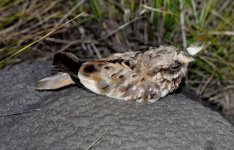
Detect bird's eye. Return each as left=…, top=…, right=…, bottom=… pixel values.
left=170, top=61, right=181, bottom=71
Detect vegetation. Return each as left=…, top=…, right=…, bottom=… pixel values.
left=0, top=0, right=233, bottom=122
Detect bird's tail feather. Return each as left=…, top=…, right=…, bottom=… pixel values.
left=36, top=52, right=85, bottom=90
left=35, top=72, right=75, bottom=90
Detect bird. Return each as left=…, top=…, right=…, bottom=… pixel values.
left=36, top=46, right=194, bottom=103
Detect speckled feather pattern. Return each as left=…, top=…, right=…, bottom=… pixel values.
left=78, top=46, right=192, bottom=102
left=36, top=46, right=193, bottom=103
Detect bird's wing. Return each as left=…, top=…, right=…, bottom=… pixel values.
left=78, top=51, right=143, bottom=99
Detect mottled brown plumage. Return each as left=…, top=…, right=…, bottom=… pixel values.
left=36, top=46, right=194, bottom=102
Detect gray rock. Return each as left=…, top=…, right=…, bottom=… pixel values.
left=0, top=61, right=234, bottom=150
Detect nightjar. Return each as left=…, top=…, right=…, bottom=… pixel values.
left=36, top=46, right=194, bottom=103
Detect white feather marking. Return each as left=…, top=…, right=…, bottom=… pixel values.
left=132, top=86, right=136, bottom=90
left=136, top=98, right=143, bottom=103
left=160, top=90, right=169, bottom=97
left=187, top=46, right=203, bottom=56
left=107, top=94, right=123, bottom=100
left=187, top=42, right=210, bottom=56
left=148, top=99, right=157, bottom=103
left=78, top=73, right=101, bottom=94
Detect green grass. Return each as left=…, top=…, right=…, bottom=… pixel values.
left=0, top=0, right=233, bottom=119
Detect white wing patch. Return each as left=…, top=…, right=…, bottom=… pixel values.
left=187, top=46, right=203, bottom=56
left=187, top=42, right=210, bottom=56
left=78, top=73, right=101, bottom=94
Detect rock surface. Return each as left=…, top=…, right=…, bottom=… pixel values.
left=0, top=61, right=234, bottom=150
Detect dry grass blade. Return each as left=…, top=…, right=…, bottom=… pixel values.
left=143, top=4, right=178, bottom=16
left=91, top=43, right=102, bottom=59
left=208, top=31, right=234, bottom=36
left=179, top=0, right=187, bottom=49
left=0, top=12, right=86, bottom=64
left=86, top=129, right=108, bottom=150
left=211, top=10, right=233, bottom=27
left=191, top=0, right=198, bottom=24
left=58, top=0, right=85, bottom=24
left=199, top=73, right=214, bottom=95
left=99, top=17, right=142, bottom=41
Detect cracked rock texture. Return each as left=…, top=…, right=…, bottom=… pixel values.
left=0, top=61, right=234, bottom=150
